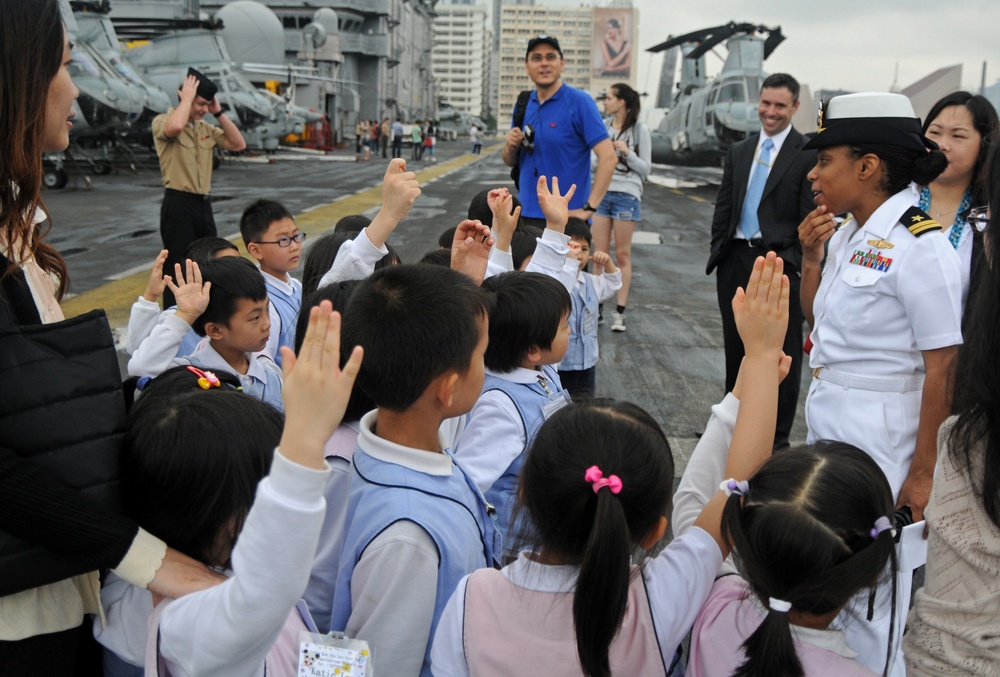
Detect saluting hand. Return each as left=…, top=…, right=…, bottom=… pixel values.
left=732, top=251, right=789, bottom=361
left=488, top=188, right=520, bottom=251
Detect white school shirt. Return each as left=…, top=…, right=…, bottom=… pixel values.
left=317, top=227, right=389, bottom=288
left=673, top=393, right=874, bottom=675
left=156, top=451, right=329, bottom=677
left=430, top=529, right=721, bottom=677
left=455, top=366, right=552, bottom=495
left=261, top=270, right=302, bottom=361
left=341, top=410, right=460, bottom=676
left=126, top=313, right=283, bottom=410
left=527, top=229, right=622, bottom=299
left=809, top=186, right=963, bottom=377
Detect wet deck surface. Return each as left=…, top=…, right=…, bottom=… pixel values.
left=44, top=140, right=811, bottom=473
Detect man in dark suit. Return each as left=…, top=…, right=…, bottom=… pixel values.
left=707, top=73, right=816, bottom=447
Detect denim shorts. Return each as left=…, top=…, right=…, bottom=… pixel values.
left=594, top=191, right=641, bottom=221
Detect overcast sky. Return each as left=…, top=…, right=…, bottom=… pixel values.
left=547, top=0, right=999, bottom=101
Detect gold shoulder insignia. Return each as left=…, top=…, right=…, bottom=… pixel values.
left=867, top=239, right=894, bottom=249
left=900, top=206, right=941, bottom=237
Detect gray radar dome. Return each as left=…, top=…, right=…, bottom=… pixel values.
left=216, top=1, right=284, bottom=64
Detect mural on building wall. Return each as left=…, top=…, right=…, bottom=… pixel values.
left=592, top=7, right=633, bottom=81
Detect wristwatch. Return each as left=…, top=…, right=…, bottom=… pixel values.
left=582, top=202, right=596, bottom=212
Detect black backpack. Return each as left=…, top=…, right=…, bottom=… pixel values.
left=510, top=89, right=532, bottom=190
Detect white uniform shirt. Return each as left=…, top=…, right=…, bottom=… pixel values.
left=810, top=186, right=963, bottom=377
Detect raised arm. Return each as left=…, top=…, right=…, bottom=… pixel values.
left=162, top=76, right=198, bottom=138
left=208, top=97, right=246, bottom=152
left=366, top=158, right=421, bottom=248
left=128, top=260, right=210, bottom=377
left=693, top=252, right=789, bottom=555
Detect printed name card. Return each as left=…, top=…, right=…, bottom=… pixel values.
left=298, top=632, right=372, bottom=677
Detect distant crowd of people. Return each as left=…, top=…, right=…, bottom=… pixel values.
left=354, top=117, right=440, bottom=162
left=3, top=1, right=1000, bottom=676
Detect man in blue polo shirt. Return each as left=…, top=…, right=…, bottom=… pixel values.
left=501, top=35, right=617, bottom=227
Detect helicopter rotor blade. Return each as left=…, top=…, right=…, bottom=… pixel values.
left=655, top=46, right=678, bottom=109
left=763, top=27, right=785, bottom=59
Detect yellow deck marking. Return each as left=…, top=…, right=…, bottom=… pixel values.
left=61, top=148, right=498, bottom=327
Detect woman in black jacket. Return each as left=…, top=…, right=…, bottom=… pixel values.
left=0, top=2, right=222, bottom=674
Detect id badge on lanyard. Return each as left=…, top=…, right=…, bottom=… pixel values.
left=297, top=632, right=372, bottom=676
left=538, top=375, right=572, bottom=420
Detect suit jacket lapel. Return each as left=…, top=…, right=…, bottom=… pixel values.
left=762, top=129, right=802, bottom=199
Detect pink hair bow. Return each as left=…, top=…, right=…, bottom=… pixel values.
left=584, top=465, right=623, bottom=495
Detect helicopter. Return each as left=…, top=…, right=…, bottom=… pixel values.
left=43, top=0, right=160, bottom=188
left=110, top=1, right=323, bottom=151
left=647, top=22, right=785, bottom=166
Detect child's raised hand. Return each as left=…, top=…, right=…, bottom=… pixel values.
left=167, top=259, right=211, bottom=326
left=489, top=188, right=520, bottom=252
left=536, top=175, right=576, bottom=233
left=279, top=301, right=363, bottom=469
left=451, top=219, right=494, bottom=285
left=143, top=249, right=170, bottom=302
left=368, top=158, right=421, bottom=248
left=731, top=252, right=789, bottom=360
left=591, top=250, right=617, bottom=273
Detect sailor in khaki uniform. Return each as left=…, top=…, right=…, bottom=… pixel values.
left=798, top=92, right=962, bottom=677
left=152, top=68, right=246, bottom=307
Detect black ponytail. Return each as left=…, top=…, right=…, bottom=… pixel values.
left=721, top=442, right=897, bottom=677
left=734, top=602, right=801, bottom=677
left=516, top=401, right=674, bottom=676
left=575, top=489, right=632, bottom=677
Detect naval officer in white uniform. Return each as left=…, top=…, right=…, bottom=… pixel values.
left=798, top=92, right=963, bottom=677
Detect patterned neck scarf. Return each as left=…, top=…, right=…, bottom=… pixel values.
left=919, top=185, right=972, bottom=250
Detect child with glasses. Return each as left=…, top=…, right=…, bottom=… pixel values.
left=241, top=198, right=306, bottom=367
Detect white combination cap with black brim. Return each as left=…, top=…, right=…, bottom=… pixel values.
left=803, top=92, right=937, bottom=153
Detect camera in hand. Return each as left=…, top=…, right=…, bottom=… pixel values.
left=521, top=124, right=535, bottom=152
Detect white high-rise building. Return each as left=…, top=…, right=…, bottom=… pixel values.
left=497, top=3, right=638, bottom=127
left=432, top=4, right=491, bottom=118
left=498, top=4, right=594, bottom=124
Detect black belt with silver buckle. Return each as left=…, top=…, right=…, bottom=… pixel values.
left=735, top=237, right=764, bottom=248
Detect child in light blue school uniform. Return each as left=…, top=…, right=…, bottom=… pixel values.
left=552, top=218, right=621, bottom=398
left=127, top=257, right=284, bottom=411
left=241, top=199, right=304, bottom=368
left=329, top=263, right=500, bottom=677
left=455, top=259, right=572, bottom=550
left=126, top=237, right=240, bottom=359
